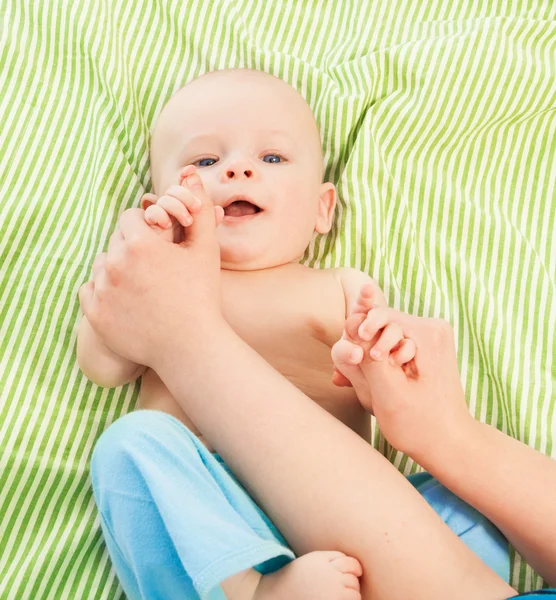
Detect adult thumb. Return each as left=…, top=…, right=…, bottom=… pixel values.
left=182, top=167, right=217, bottom=247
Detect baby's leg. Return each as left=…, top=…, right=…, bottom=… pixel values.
left=91, top=410, right=296, bottom=599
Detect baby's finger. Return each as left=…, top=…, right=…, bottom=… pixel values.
left=140, top=193, right=158, bottom=210
left=357, top=308, right=390, bottom=342
left=352, top=283, right=376, bottom=315
left=344, top=312, right=367, bottom=341
left=389, top=338, right=416, bottom=366
left=157, top=195, right=193, bottom=227
left=369, top=322, right=404, bottom=361
left=330, top=556, right=363, bottom=577
left=144, top=204, right=172, bottom=229
left=164, top=185, right=203, bottom=215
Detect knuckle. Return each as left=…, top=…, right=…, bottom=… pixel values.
left=157, top=195, right=172, bottom=207
left=125, top=234, right=148, bottom=258
left=103, top=263, right=121, bottom=287
left=430, top=317, right=452, bottom=340
left=166, top=185, right=184, bottom=197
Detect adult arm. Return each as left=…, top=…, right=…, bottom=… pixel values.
left=424, top=417, right=556, bottom=587
left=334, top=306, right=556, bottom=586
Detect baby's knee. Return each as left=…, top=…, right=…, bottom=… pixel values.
left=91, top=410, right=201, bottom=496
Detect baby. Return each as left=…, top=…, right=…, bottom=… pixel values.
left=78, top=69, right=400, bottom=445
left=78, top=68, right=505, bottom=600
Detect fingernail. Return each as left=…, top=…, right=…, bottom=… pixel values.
left=370, top=349, right=382, bottom=360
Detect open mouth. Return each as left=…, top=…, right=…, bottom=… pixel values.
left=223, top=200, right=262, bottom=219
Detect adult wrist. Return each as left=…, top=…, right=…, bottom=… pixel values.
left=415, top=413, right=482, bottom=476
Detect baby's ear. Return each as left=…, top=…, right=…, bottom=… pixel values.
left=314, top=182, right=336, bottom=234
left=140, top=193, right=157, bottom=211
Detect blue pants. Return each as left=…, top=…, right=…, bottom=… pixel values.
left=91, top=410, right=510, bottom=600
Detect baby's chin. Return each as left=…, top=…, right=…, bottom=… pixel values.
left=219, top=250, right=278, bottom=271
left=219, top=245, right=299, bottom=271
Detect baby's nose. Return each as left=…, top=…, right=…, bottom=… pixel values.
left=226, top=167, right=253, bottom=179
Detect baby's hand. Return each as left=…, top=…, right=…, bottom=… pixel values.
left=332, top=284, right=418, bottom=412
left=142, top=166, right=224, bottom=241
left=333, top=284, right=418, bottom=387
left=142, top=169, right=204, bottom=230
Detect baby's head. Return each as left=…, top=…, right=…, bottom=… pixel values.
left=148, top=68, right=336, bottom=270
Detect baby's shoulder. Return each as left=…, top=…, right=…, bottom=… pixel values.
left=327, top=267, right=374, bottom=292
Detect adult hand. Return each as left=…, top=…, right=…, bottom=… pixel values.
left=78, top=168, right=224, bottom=369
left=333, top=304, right=475, bottom=467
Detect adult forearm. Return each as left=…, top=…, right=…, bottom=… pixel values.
left=421, top=419, right=556, bottom=585
left=153, top=323, right=513, bottom=600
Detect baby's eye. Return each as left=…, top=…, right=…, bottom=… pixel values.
left=262, top=154, right=284, bottom=164
left=194, top=158, right=218, bottom=167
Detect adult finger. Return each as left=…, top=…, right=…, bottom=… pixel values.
left=332, top=368, right=353, bottom=387
left=332, top=338, right=364, bottom=366
left=118, top=207, right=158, bottom=243
left=331, top=339, right=366, bottom=392
left=91, top=253, right=107, bottom=280
left=78, top=280, right=95, bottom=317
left=369, top=322, right=404, bottom=360
left=181, top=166, right=217, bottom=247
left=390, top=338, right=416, bottom=366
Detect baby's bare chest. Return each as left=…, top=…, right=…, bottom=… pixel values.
left=143, top=267, right=347, bottom=396
left=140, top=266, right=366, bottom=437
left=222, top=268, right=345, bottom=359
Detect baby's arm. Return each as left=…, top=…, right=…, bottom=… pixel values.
left=76, top=184, right=184, bottom=388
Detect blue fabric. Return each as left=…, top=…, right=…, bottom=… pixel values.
left=91, top=411, right=294, bottom=600
left=512, top=593, right=556, bottom=598
left=407, top=472, right=510, bottom=582
left=91, top=410, right=510, bottom=599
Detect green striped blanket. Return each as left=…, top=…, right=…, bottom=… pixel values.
left=1, top=1, right=554, bottom=597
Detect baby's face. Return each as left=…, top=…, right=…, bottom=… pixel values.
left=149, top=70, right=335, bottom=270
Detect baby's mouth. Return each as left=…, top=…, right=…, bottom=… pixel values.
left=223, top=200, right=262, bottom=218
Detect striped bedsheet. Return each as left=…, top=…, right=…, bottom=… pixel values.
left=0, top=1, right=554, bottom=597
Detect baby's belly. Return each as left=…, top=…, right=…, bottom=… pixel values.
left=138, top=356, right=372, bottom=449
